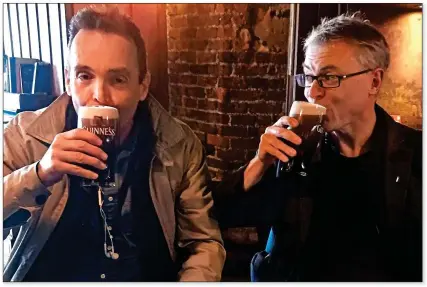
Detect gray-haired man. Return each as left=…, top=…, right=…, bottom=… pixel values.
left=214, top=12, right=421, bottom=281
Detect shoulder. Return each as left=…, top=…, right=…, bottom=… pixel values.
left=4, top=109, right=44, bottom=138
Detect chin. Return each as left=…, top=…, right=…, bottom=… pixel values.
left=322, top=120, right=334, bottom=132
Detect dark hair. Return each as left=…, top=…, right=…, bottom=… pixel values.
left=304, top=11, right=390, bottom=71
left=68, top=5, right=147, bottom=83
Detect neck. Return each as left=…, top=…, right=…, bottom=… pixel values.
left=333, top=106, right=376, bottom=158
left=119, top=119, right=133, bottom=146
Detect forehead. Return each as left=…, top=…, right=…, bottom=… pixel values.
left=303, top=40, right=362, bottom=72
left=69, top=29, right=138, bottom=70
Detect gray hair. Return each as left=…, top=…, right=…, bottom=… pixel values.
left=303, top=11, right=390, bottom=71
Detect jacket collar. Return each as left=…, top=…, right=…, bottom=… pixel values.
left=25, top=93, right=185, bottom=154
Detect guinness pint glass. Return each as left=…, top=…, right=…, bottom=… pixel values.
left=276, top=101, right=326, bottom=177
left=78, top=106, right=119, bottom=187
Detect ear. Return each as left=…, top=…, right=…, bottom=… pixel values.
left=64, top=68, right=71, bottom=96
left=368, top=68, right=384, bottom=97
left=139, top=71, right=151, bottom=101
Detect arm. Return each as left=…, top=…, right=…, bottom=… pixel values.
left=212, top=116, right=302, bottom=228
left=3, top=119, right=51, bottom=228
left=176, top=133, right=225, bottom=282
left=3, top=115, right=107, bottom=228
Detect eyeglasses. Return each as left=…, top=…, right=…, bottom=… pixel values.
left=295, top=69, right=372, bottom=88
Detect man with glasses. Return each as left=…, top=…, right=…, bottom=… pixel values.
left=214, top=12, right=421, bottom=281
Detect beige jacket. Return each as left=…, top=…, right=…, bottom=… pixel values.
left=3, top=94, right=225, bottom=281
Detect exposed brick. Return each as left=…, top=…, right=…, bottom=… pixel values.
left=215, top=87, right=229, bottom=103
left=169, top=74, right=180, bottom=84
left=168, top=28, right=181, bottom=40
left=208, top=112, right=230, bottom=124
left=224, top=102, right=247, bottom=113
left=207, top=156, right=229, bottom=170
left=186, top=87, right=206, bottom=98
left=216, top=149, right=246, bottom=161
left=189, top=40, right=208, bottom=50
left=235, top=64, right=269, bottom=76
left=218, top=126, right=249, bottom=137
left=266, top=90, right=286, bottom=101
left=219, top=14, right=232, bottom=25
left=166, top=4, right=178, bottom=16
left=230, top=138, right=259, bottom=149
left=219, top=77, right=247, bottom=89
left=189, top=64, right=209, bottom=74
left=206, top=40, right=223, bottom=51
left=196, top=4, right=216, bottom=14
left=215, top=4, right=225, bottom=13
left=181, top=28, right=198, bottom=39
left=170, top=16, right=188, bottom=28
left=197, top=52, right=217, bottom=64
left=197, top=76, right=217, bottom=87
left=219, top=64, right=233, bottom=76
left=171, top=63, right=190, bottom=73
left=255, top=52, right=271, bottom=63
left=237, top=51, right=255, bottom=64
left=224, top=26, right=235, bottom=38
left=256, top=115, right=274, bottom=126
left=248, top=102, right=284, bottom=114
left=180, top=51, right=197, bottom=63
left=247, top=77, right=269, bottom=89
left=231, top=15, right=245, bottom=27
left=219, top=51, right=237, bottom=63
left=229, top=90, right=260, bottom=101
left=268, top=79, right=285, bottom=89
left=272, top=53, right=287, bottom=64
left=182, top=97, right=198, bottom=108
left=230, top=114, right=257, bottom=125
left=207, top=100, right=219, bottom=111
left=196, top=27, right=218, bottom=40
left=180, top=75, right=198, bottom=85
left=207, top=134, right=230, bottom=148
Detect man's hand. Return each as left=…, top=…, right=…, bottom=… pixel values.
left=37, top=128, right=108, bottom=187
left=243, top=116, right=302, bottom=191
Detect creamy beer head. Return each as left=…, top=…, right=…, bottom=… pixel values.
left=78, top=106, right=119, bottom=126
left=289, top=101, right=326, bottom=117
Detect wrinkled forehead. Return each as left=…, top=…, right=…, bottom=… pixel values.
left=68, top=29, right=138, bottom=69
left=303, top=40, right=363, bottom=73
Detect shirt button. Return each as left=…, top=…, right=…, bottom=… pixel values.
left=100, top=274, right=106, bottom=279
left=108, top=196, right=114, bottom=202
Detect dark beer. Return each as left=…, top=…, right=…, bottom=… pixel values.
left=277, top=101, right=326, bottom=177
left=78, top=106, right=119, bottom=187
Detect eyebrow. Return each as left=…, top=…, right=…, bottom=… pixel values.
left=74, top=65, right=131, bottom=76
left=302, top=64, right=342, bottom=73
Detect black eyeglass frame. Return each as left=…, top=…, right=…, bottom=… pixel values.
left=295, top=69, right=373, bottom=88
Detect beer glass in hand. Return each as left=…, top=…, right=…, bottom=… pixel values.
left=78, top=106, right=119, bottom=187
left=276, top=101, right=326, bottom=177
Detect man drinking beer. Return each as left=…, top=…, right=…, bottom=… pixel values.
left=3, top=6, right=225, bottom=282
left=214, top=12, right=421, bottom=282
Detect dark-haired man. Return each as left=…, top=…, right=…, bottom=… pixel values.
left=4, top=6, right=225, bottom=282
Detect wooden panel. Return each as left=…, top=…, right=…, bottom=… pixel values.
left=130, top=4, right=169, bottom=110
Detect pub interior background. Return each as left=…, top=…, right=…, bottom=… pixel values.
left=2, top=3, right=422, bottom=281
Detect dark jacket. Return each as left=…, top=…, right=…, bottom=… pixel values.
left=214, top=104, right=422, bottom=281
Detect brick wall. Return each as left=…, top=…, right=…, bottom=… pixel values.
left=166, top=4, right=291, bottom=181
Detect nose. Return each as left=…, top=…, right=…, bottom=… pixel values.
left=305, top=79, right=324, bottom=102
left=93, top=79, right=110, bottom=105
